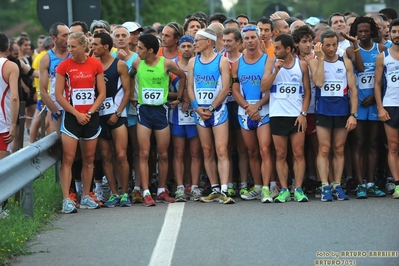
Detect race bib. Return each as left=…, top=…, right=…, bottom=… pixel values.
left=238, top=100, right=267, bottom=116
left=275, top=82, right=301, bottom=99
left=387, top=71, right=399, bottom=88
left=72, top=88, right=94, bottom=107
left=196, top=88, right=216, bottom=105
left=320, top=80, right=344, bottom=97
left=178, top=105, right=195, bottom=125
left=358, top=72, right=374, bottom=90
left=99, top=97, right=114, bottom=116
left=142, top=88, right=164, bottom=105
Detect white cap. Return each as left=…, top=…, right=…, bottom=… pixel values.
left=122, top=22, right=143, bottom=33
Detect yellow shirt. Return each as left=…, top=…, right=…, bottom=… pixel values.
left=32, top=50, right=48, bottom=100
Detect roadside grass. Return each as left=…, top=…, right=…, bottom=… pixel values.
left=0, top=167, right=61, bottom=266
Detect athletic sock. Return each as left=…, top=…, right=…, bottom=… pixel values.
left=211, top=184, right=220, bottom=192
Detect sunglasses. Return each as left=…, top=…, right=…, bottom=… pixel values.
left=242, top=25, right=257, bottom=32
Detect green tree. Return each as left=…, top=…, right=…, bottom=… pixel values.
left=101, top=0, right=135, bottom=24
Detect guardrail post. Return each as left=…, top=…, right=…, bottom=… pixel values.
left=21, top=182, right=34, bottom=218
left=55, top=160, right=61, bottom=183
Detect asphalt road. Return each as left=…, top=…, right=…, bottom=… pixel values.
left=12, top=196, right=399, bottom=266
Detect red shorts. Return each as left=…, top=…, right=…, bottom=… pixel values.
left=306, top=114, right=316, bottom=135
left=0, top=132, right=11, bottom=152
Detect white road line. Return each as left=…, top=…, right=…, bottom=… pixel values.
left=148, top=203, right=185, bottom=266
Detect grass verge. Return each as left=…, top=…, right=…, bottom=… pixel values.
left=0, top=167, right=61, bottom=265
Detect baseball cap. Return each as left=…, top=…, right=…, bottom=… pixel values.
left=122, top=22, right=143, bottom=33
left=305, top=17, right=320, bottom=26
left=223, top=17, right=239, bottom=26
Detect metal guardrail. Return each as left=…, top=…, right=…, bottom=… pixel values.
left=0, top=132, right=61, bottom=217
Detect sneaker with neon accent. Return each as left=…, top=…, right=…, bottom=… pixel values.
left=219, top=191, right=235, bottom=204
left=227, top=187, right=237, bottom=197
left=143, top=193, right=156, bottom=206
left=261, top=187, right=273, bottom=203
left=200, top=190, right=221, bottom=203
left=80, top=195, right=100, bottom=209
left=190, top=187, right=202, bottom=201
left=270, top=186, right=280, bottom=199
left=332, top=185, right=349, bottom=200
left=241, top=187, right=262, bottom=200
left=294, top=188, right=309, bottom=202
left=356, top=184, right=367, bottom=199
left=103, top=194, right=120, bottom=207
left=131, top=189, right=144, bottom=203
left=239, top=187, right=249, bottom=196
left=175, top=187, right=187, bottom=202
left=61, top=198, right=78, bottom=214
left=386, top=180, right=395, bottom=194
left=367, top=183, right=386, bottom=197
left=89, top=191, right=103, bottom=207
left=156, top=190, right=175, bottom=203
left=321, top=186, right=334, bottom=202
left=274, top=188, right=291, bottom=203
left=120, top=193, right=132, bottom=207
left=392, top=185, right=399, bottom=199
left=69, top=189, right=80, bottom=208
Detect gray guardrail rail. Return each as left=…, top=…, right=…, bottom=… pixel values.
left=0, top=132, right=61, bottom=217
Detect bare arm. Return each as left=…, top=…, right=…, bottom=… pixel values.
left=186, top=58, right=196, bottom=104
left=231, top=61, right=247, bottom=108
left=310, top=42, right=326, bottom=88
left=373, top=53, right=390, bottom=123
left=19, top=59, right=40, bottom=78
left=116, top=61, right=131, bottom=113
left=300, top=61, right=311, bottom=113
left=39, top=54, right=58, bottom=113
left=3, top=62, right=20, bottom=143
left=91, top=73, right=106, bottom=113
left=260, top=56, right=278, bottom=93
left=129, top=57, right=140, bottom=104
left=344, top=57, right=358, bottom=131
left=209, top=56, right=230, bottom=109
left=55, top=73, right=78, bottom=116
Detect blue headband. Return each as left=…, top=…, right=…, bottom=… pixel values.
left=178, top=35, right=194, bottom=45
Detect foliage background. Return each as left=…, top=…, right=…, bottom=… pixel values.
left=0, top=0, right=394, bottom=40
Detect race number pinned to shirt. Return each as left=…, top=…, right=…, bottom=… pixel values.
left=196, top=88, right=216, bottom=105
left=142, top=88, right=164, bottom=105
left=275, top=82, right=300, bottom=99
left=72, top=88, right=95, bottom=113
left=321, top=80, right=344, bottom=97
left=178, top=105, right=195, bottom=125
left=99, top=97, right=114, bottom=116
left=358, top=72, right=374, bottom=90
left=387, top=71, right=399, bottom=88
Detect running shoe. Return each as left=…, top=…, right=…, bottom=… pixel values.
left=175, top=187, right=187, bottom=202
left=294, top=188, right=309, bottom=202
left=155, top=190, right=175, bottom=203
left=89, top=191, right=103, bottom=207
left=274, top=188, right=291, bottom=203
left=241, top=187, right=261, bottom=200
left=219, top=191, right=235, bottom=204
left=367, top=183, right=386, bottom=197
left=321, top=186, right=334, bottom=202
left=386, top=180, right=395, bottom=194
left=200, top=190, right=221, bottom=203
left=270, top=186, right=280, bottom=199
left=131, top=189, right=144, bottom=203
left=227, top=187, right=237, bottom=198
left=239, top=187, right=249, bottom=196
left=261, top=187, right=273, bottom=203
left=120, top=193, right=132, bottom=207
left=393, top=185, right=399, bottom=199
left=356, top=184, right=367, bottom=199
left=190, top=187, right=202, bottom=201
left=94, top=189, right=105, bottom=203
left=103, top=194, right=120, bottom=208
left=143, top=194, right=156, bottom=206
left=61, top=198, right=77, bottom=214
left=69, top=189, right=80, bottom=208
left=80, top=195, right=100, bottom=209
left=332, top=185, right=349, bottom=200
left=315, top=186, right=322, bottom=199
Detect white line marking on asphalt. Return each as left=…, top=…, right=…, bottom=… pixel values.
left=148, top=203, right=185, bottom=266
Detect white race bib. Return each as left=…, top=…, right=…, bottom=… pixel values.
left=142, top=88, right=164, bottom=105
left=178, top=106, right=195, bottom=125
left=72, top=88, right=95, bottom=107
left=275, top=82, right=300, bottom=99
left=238, top=100, right=267, bottom=116
left=358, top=72, right=374, bottom=90
left=320, top=80, right=344, bottom=97
left=99, top=97, right=114, bottom=116
left=387, top=71, right=399, bottom=88
left=196, top=88, right=216, bottom=105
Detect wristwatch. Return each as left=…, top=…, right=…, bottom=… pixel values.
left=208, top=105, right=215, bottom=112
left=87, top=111, right=93, bottom=115
left=300, top=111, right=307, bottom=117
left=54, top=110, right=62, bottom=118
left=350, top=112, right=358, bottom=118
left=115, top=111, right=122, bottom=118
